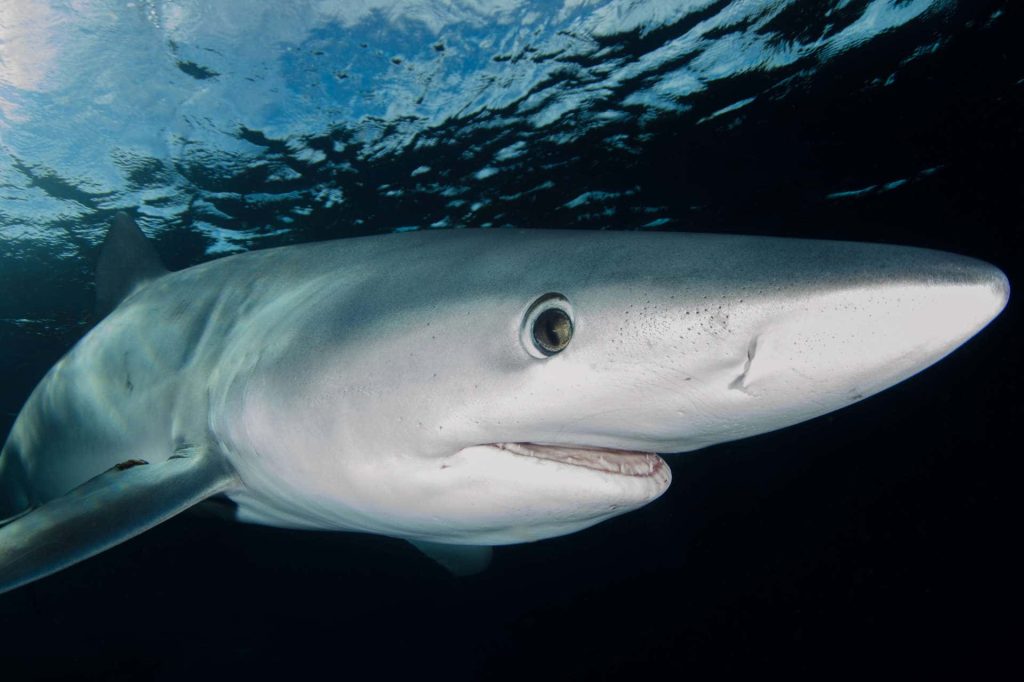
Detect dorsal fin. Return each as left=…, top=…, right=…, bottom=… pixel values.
left=95, top=212, right=168, bottom=316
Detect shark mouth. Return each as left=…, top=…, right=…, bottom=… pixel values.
left=494, top=442, right=667, bottom=478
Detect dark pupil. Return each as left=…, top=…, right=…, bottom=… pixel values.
left=533, top=308, right=573, bottom=353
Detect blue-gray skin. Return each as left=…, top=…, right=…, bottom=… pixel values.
left=0, top=215, right=1009, bottom=592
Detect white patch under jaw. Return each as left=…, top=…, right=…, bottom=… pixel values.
left=494, top=443, right=667, bottom=478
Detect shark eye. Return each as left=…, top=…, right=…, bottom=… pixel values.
left=534, top=309, right=572, bottom=353
left=522, top=293, right=574, bottom=358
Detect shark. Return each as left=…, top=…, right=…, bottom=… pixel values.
left=0, top=214, right=1009, bottom=592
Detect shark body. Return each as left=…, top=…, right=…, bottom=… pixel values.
left=0, top=216, right=1009, bottom=592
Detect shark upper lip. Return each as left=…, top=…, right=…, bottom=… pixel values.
left=493, top=442, right=667, bottom=478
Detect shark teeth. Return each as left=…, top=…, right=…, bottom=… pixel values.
left=494, top=442, right=666, bottom=478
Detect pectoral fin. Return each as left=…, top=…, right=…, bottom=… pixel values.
left=0, top=448, right=236, bottom=594
left=409, top=540, right=492, bottom=576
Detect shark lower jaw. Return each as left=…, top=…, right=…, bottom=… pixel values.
left=491, top=442, right=668, bottom=478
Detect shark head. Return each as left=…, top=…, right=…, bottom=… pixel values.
left=219, top=230, right=1008, bottom=545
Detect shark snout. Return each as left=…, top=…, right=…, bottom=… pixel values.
left=530, top=241, right=1010, bottom=455
left=723, top=253, right=1008, bottom=430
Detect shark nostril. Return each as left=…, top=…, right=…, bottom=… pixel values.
left=729, top=336, right=759, bottom=392
left=747, top=336, right=759, bottom=362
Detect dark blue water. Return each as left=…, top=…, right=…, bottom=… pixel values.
left=1, top=1, right=1019, bottom=678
